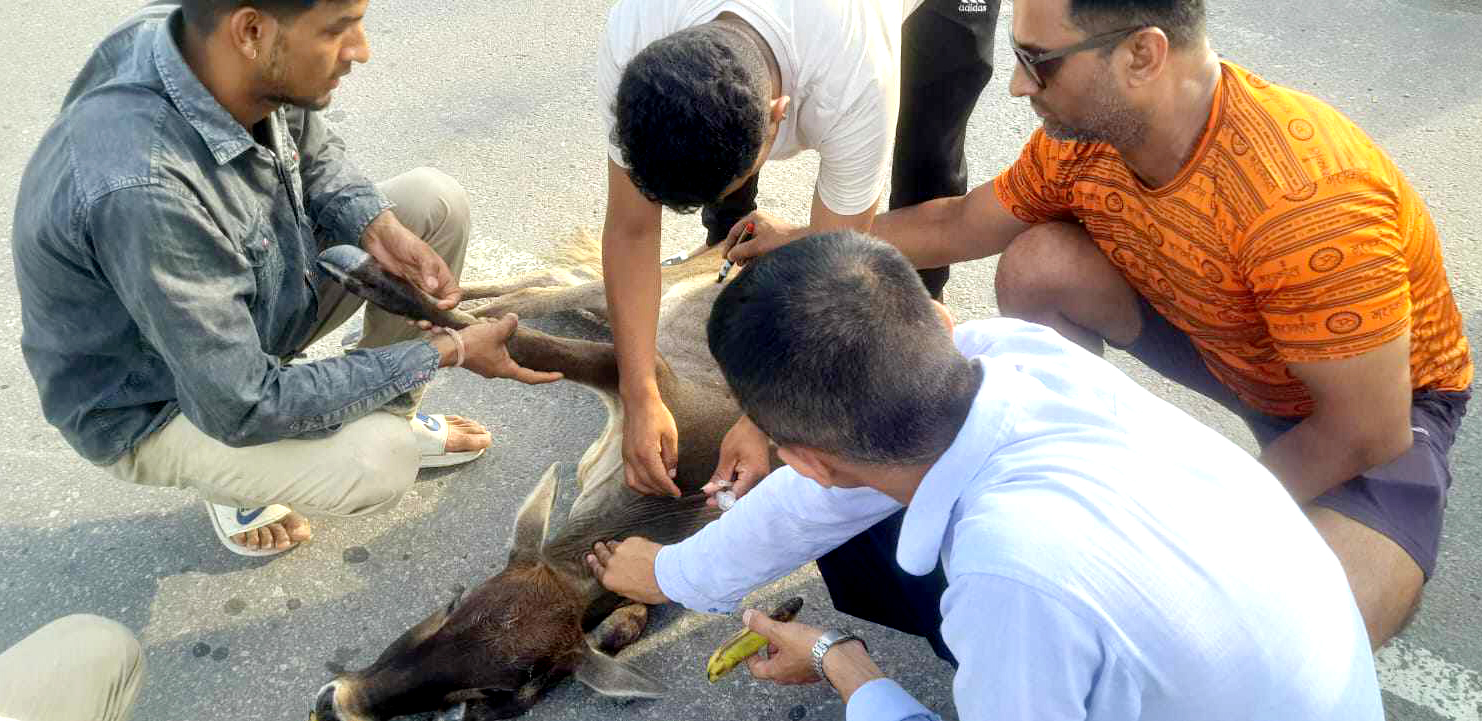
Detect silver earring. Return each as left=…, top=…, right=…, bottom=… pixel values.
left=246, top=47, right=258, bottom=60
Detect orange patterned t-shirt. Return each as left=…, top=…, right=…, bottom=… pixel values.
left=993, top=61, right=1472, bottom=418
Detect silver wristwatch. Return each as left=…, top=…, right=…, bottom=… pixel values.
left=811, top=629, right=867, bottom=687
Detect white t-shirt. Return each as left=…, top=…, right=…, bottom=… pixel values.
left=598, top=0, right=923, bottom=215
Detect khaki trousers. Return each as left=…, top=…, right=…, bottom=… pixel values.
left=105, top=167, right=471, bottom=516
left=0, top=615, right=144, bottom=721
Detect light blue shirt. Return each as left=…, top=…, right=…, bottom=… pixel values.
left=656, top=318, right=1382, bottom=721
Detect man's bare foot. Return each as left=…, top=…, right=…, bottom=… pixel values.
left=442, top=414, right=492, bottom=453
left=231, top=511, right=312, bottom=552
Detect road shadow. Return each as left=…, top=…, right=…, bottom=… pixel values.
left=0, top=503, right=292, bottom=646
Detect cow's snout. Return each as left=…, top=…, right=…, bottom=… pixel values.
left=311, top=678, right=379, bottom=721
left=312, top=681, right=343, bottom=721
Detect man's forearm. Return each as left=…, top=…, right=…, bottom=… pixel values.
left=602, top=223, right=664, bottom=400
left=1261, top=417, right=1412, bottom=504
left=872, top=181, right=1027, bottom=270
left=601, top=158, right=668, bottom=402
left=871, top=195, right=974, bottom=269
left=181, top=340, right=440, bottom=447
left=823, top=642, right=886, bottom=703
left=656, top=469, right=901, bottom=612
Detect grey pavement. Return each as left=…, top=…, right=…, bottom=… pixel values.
left=0, top=1, right=1478, bottom=720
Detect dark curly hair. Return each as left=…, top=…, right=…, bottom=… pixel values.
left=613, top=24, right=772, bottom=213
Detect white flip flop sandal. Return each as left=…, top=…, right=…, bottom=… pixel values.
left=412, top=412, right=487, bottom=469
left=205, top=502, right=298, bottom=557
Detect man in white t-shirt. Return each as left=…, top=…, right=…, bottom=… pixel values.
left=597, top=3, right=999, bottom=657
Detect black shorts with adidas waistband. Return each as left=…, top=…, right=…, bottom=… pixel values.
left=1122, top=296, right=1470, bottom=578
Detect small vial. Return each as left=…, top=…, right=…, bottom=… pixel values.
left=716, top=490, right=737, bottom=511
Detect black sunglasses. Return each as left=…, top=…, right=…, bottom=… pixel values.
left=1011, top=26, right=1144, bottom=89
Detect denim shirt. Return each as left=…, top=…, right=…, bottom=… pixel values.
left=12, top=4, right=440, bottom=465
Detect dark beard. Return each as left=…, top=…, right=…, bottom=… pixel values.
left=1043, top=116, right=1101, bottom=143
left=262, top=37, right=332, bottom=111
left=264, top=91, right=332, bottom=111
left=1041, top=72, right=1147, bottom=148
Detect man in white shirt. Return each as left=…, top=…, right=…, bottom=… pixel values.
left=586, top=232, right=1383, bottom=720
left=597, top=0, right=1000, bottom=512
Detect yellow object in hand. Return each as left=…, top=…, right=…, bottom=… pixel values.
left=705, top=597, right=804, bottom=682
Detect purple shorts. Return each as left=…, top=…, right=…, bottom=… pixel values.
left=1122, top=297, right=1470, bottom=578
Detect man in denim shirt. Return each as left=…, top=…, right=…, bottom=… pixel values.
left=13, top=0, right=560, bottom=556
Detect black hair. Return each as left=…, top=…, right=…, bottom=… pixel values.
left=1069, top=0, right=1206, bottom=49
left=612, top=24, right=771, bottom=213
left=181, top=0, right=322, bottom=32
left=707, top=231, right=980, bottom=465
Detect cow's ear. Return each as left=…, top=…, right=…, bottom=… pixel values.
left=572, top=644, right=667, bottom=698
left=509, top=464, right=559, bottom=566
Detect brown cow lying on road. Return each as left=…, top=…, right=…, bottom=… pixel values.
left=313, top=233, right=754, bottom=721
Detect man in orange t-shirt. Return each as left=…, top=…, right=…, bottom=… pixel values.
left=730, top=0, right=1470, bottom=649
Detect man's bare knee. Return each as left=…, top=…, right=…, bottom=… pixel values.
left=994, top=222, right=1141, bottom=349
left=995, top=222, right=1097, bottom=319
left=1307, top=507, right=1424, bottom=649
left=1397, top=590, right=1423, bottom=637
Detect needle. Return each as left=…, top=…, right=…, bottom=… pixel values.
left=717, top=222, right=755, bottom=283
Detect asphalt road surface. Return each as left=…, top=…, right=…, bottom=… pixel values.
left=1, top=2, right=1478, bottom=720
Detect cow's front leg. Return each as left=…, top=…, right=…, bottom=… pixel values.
left=469, top=281, right=608, bottom=322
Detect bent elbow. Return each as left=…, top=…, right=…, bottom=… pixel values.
left=193, top=407, right=287, bottom=449
left=215, top=430, right=261, bottom=449
left=1357, top=421, right=1414, bottom=471
left=202, top=419, right=262, bottom=449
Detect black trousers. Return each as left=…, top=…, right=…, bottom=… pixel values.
left=702, top=0, right=1000, bottom=301
left=815, top=508, right=957, bottom=665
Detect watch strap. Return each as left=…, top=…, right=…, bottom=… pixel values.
left=811, top=629, right=866, bottom=687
